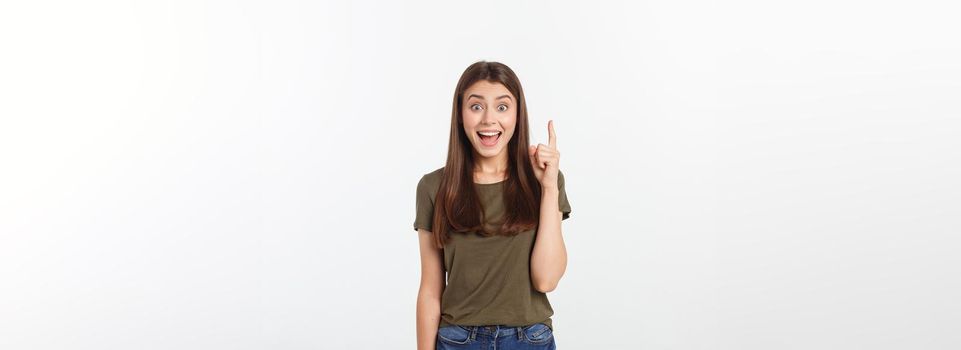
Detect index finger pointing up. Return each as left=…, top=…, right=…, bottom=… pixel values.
left=548, top=119, right=557, bottom=148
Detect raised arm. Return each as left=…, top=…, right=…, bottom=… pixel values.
left=529, top=120, right=568, bottom=293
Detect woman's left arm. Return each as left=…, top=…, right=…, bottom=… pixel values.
left=529, top=120, right=567, bottom=293
left=530, top=185, right=567, bottom=293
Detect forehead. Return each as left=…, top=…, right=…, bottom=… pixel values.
left=464, top=80, right=513, bottom=100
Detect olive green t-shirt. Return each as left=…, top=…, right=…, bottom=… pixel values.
left=413, top=167, right=572, bottom=331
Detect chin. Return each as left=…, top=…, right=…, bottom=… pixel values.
left=473, top=146, right=502, bottom=158
left=475, top=150, right=496, bottom=158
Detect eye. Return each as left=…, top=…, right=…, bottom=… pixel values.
left=470, top=103, right=483, bottom=111
left=497, top=104, right=509, bottom=112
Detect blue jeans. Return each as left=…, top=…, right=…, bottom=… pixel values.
left=436, top=323, right=556, bottom=350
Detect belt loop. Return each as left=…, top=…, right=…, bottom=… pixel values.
left=470, top=326, right=477, bottom=341
left=516, top=326, right=524, bottom=340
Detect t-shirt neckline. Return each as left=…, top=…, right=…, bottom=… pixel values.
left=473, top=179, right=506, bottom=186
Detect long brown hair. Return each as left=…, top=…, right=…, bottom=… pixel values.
left=432, top=61, right=541, bottom=248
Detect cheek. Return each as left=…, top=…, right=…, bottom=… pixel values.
left=503, top=113, right=517, bottom=130
left=506, top=110, right=517, bottom=122
left=462, top=109, right=481, bottom=123
left=503, top=120, right=517, bottom=141
left=460, top=115, right=474, bottom=134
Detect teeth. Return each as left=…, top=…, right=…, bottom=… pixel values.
left=479, top=131, right=501, bottom=136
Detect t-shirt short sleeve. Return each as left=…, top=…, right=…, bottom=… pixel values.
left=558, top=170, right=572, bottom=220
left=414, top=174, right=435, bottom=232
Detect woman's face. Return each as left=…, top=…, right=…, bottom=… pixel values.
left=462, top=80, right=517, bottom=161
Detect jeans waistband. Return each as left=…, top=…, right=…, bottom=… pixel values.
left=459, top=324, right=527, bottom=341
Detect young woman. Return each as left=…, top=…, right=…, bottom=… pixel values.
left=413, top=61, right=572, bottom=350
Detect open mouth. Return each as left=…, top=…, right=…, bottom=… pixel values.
left=477, top=131, right=502, bottom=147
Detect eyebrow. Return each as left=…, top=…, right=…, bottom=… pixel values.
left=467, top=94, right=513, bottom=102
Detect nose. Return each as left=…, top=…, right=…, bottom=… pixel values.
left=480, top=110, right=496, bottom=125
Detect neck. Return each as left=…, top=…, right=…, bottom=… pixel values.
left=473, top=151, right=509, bottom=176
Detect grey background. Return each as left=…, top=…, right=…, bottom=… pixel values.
left=1, top=0, right=959, bottom=349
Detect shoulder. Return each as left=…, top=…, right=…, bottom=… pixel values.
left=417, top=166, right=445, bottom=197
left=419, top=166, right=444, bottom=185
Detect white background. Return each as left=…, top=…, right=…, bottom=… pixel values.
left=1, top=0, right=959, bottom=349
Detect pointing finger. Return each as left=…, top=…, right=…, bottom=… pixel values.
left=548, top=120, right=556, bottom=148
